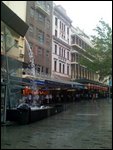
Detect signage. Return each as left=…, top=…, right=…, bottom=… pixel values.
left=22, top=87, right=49, bottom=95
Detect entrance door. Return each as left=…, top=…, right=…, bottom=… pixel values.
left=1, top=85, right=6, bottom=123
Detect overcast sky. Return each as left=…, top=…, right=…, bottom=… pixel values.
left=54, top=1, right=112, bottom=36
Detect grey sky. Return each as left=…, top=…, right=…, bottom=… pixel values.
left=54, top=1, right=112, bottom=36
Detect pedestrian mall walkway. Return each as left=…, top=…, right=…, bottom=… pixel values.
left=1, top=99, right=112, bottom=149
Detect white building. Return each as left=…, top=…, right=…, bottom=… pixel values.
left=71, top=26, right=99, bottom=81
left=51, top=4, right=72, bottom=81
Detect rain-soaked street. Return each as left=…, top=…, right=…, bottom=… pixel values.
left=1, top=99, right=112, bottom=149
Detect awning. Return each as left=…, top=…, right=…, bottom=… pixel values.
left=45, top=79, right=85, bottom=89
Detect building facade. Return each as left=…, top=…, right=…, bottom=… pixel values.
left=3, top=1, right=53, bottom=78
left=71, top=26, right=98, bottom=81
left=51, top=4, right=72, bottom=81
left=24, top=1, right=53, bottom=77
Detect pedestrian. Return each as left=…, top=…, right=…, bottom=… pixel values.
left=45, top=94, right=49, bottom=105
left=92, top=93, right=96, bottom=102
left=49, top=93, right=52, bottom=104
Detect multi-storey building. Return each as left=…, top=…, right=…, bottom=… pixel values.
left=25, top=1, right=53, bottom=77
left=52, top=4, right=72, bottom=81
left=71, top=26, right=98, bottom=81
left=3, top=1, right=53, bottom=78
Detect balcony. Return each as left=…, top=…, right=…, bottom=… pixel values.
left=35, top=1, right=49, bottom=16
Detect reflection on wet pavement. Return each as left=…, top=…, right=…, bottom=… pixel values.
left=1, top=99, right=112, bottom=149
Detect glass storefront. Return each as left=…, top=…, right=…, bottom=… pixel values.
left=1, top=22, right=24, bottom=123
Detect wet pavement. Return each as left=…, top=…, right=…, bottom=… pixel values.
left=1, top=99, right=112, bottom=149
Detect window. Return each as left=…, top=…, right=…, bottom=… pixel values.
left=47, top=4, right=50, bottom=13
left=36, top=65, right=41, bottom=74
left=29, top=24, right=33, bottom=33
left=68, top=38, right=69, bottom=44
left=76, top=36, right=79, bottom=45
left=62, top=23, right=63, bottom=30
left=55, top=17, right=58, bottom=26
left=63, top=64, right=65, bottom=74
left=55, top=44, right=57, bottom=54
left=46, top=34, right=50, bottom=45
left=76, top=64, right=78, bottom=78
left=79, top=39, right=82, bottom=47
left=67, top=51, right=69, bottom=60
left=41, top=66, right=44, bottom=72
left=38, top=1, right=46, bottom=9
left=30, top=8, right=35, bottom=17
left=59, top=47, right=61, bottom=56
left=82, top=41, right=85, bottom=49
left=47, top=19, right=50, bottom=29
left=62, top=48, right=63, bottom=57
left=76, top=54, right=79, bottom=62
left=46, top=52, right=49, bottom=57
left=64, top=25, right=65, bottom=32
left=64, top=49, right=65, bottom=58
left=14, top=40, right=18, bottom=48
left=67, top=27, right=69, bottom=34
left=67, top=65, right=69, bottom=75
left=71, top=36, right=75, bottom=44
left=38, top=12, right=45, bottom=22
left=59, top=63, right=61, bottom=73
left=38, top=46, right=42, bottom=55
left=37, top=29, right=44, bottom=44
left=55, top=30, right=57, bottom=37
left=54, top=60, right=57, bottom=72
left=46, top=68, right=48, bottom=74
left=60, top=21, right=61, bottom=29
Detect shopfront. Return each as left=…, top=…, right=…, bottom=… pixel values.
left=1, top=2, right=29, bottom=124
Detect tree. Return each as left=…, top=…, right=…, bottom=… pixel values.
left=79, top=19, right=112, bottom=81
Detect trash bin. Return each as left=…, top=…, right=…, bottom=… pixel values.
left=17, top=103, right=31, bottom=124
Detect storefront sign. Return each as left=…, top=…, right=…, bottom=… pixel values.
left=22, top=87, right=49, bottom=95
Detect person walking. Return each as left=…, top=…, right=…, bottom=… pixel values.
left=92, top=93, right=96, bottom=102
